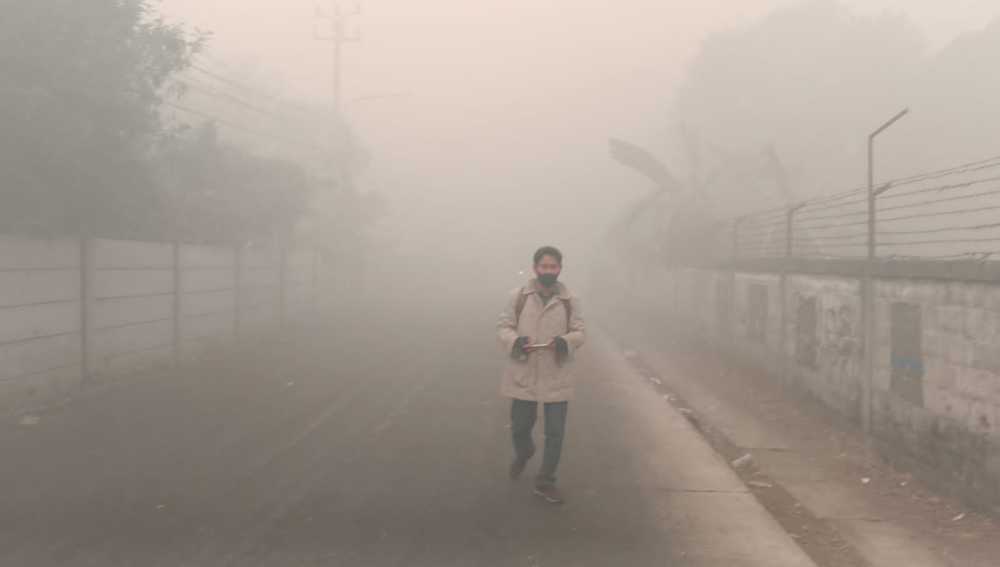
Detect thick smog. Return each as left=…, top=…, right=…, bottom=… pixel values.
left=2, top=1, right=1000, bottom=565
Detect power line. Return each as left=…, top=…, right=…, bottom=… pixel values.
left=179, top=80, right=291, bottom=122
left=190, top=64, right=287, bottom=106
left=187, top=63, right=316, bottom=119
left=161, top=100, right=324, bottom=155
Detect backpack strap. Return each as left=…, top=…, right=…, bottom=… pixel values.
left=514, top=291, right=529, bottom=326
left=513, top=288, right=573, bottom=333
left=560, top=297, right=573, bottom=332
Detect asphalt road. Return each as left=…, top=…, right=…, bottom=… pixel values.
left=0, top=277, right=812, bottom=566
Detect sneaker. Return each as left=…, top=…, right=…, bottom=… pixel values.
left=509, top=451, right=534, bottom=480
left=533, top=484, right=564, bottom=505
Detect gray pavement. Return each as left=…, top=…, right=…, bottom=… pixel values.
left=0, top=285, right=813, bottom=566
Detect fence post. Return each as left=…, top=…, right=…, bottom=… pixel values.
left=732, top=216, right=743, bottom=264
left=862, top=186, right=875, bottom=434
left=729, top=217, right=744, bottom=345
left=233, top=245, right=242, bottom=343
left=312, top=246, right=320, bottom=317
left=780, top=204, right=805, bottom=387
left=80, top=237, right=96, bottom=383
left=278, top=245, right=288, bottom=333
left=862, top=108, right=908, bottom=436
left=172, top=242, right=182, bottom=366
left=672, top=269, right=680, bottom=316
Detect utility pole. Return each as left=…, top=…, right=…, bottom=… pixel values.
left=315, top=2, right=362, bottom=312
left=315, top=1, right=361, bottom=113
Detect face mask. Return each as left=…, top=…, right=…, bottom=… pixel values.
left=538, top=273, right=559, bottom=287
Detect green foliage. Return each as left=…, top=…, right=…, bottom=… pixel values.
left=0, top=0, right=206, bottom=237
left=154, top=124, right=312, bottom=244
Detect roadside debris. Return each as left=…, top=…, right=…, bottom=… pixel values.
left=732, top=454, right=754, bottom=468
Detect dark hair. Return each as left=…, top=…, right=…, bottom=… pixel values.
left=533, top=246, right=563, bottom=266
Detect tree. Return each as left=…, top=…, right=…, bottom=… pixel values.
left=154, top=124, right=311, bottom=244
left=0, top=0, right=203, bottom=237
left=672, top=0, right=925, bottom=210
left=906, top=17, right=1000, bottom=170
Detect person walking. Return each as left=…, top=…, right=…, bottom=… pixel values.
left=497, top=246, right=586, bottom=504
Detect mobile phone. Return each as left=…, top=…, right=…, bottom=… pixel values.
left=527, top=342, right=553, bottom=349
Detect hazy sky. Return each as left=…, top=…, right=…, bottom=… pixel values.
left=160, top=1, right=999, bottom=275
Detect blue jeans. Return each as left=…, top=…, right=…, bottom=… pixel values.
left=511, top=399, right=568, bottom=487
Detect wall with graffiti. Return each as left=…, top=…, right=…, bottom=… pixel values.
left=789, top=275, right=864, bottom=421
left=636, top=265, right=1000, bottom=511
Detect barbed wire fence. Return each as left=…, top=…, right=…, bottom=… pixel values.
left=720, top=154, right=1000, bottom=264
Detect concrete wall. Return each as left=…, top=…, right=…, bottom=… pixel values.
left=179, top=244, right=237, bottom=360
left=870, top=279, right=1000, bottom=505
left=284, top=248, right=317, bottom=324
left=92, top=239, right=176, bottom=377
left=788, top=274, right=864, bottom=421
left=0, top=235, right=320, bottom=413
left=0, top=236, right=82, bottom=412
left=238, top=245, right=282, bottom=342
left=732, top=272, right=783, bottom=373
left=636, top=265, right=1000, bottom=512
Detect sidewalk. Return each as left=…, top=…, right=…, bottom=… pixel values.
left=612, top=328, right=1000, bottom=567
left=580, top=336, right=818, bottom=566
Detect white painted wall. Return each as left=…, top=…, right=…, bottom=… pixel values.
left=0, top=235, right=320, bottom=412
left=0, top=236, right=82, bottom=411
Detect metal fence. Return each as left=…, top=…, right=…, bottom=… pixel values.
left=729, top=154, right=1000, bottom=262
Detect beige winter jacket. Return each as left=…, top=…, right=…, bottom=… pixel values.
left=497, top=280, right=586, bottom=402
